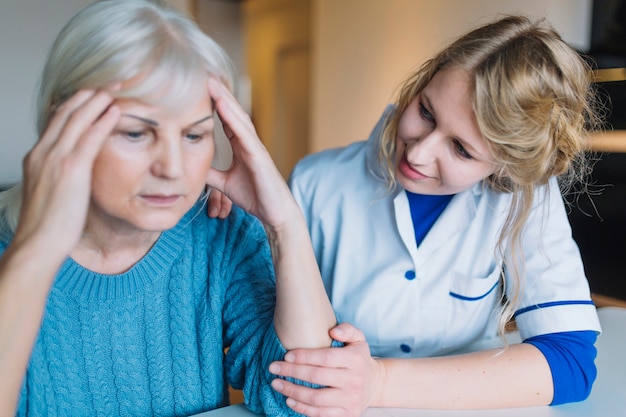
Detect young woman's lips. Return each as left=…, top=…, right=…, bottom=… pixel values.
left=398, top=155, right=430, bottom=180
left=141, top=195, right=182, bottom=206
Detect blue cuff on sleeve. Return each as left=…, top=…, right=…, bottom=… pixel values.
left=524, top=330, right=597, bottom=405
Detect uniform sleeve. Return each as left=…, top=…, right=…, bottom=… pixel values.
left=508, top=178, right=601, bottom=339
left=524, top=331, right=597, bottom=405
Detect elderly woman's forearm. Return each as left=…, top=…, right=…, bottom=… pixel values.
left=0, top=243, right=59, bottom=416
left=268, top=209, right=335, bottom=350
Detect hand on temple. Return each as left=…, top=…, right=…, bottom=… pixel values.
left=205, top=78, right=300, bottom=230
left=13, top=89, right=120, bottom=262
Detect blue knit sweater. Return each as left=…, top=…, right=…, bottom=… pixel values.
left=2, top=202, right=296, bottom=417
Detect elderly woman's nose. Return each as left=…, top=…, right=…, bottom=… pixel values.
left=151, top=137, right=184, bottom=179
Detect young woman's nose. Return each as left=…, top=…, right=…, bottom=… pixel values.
left=405, top=130, right=440, bottom=166
left=151, top=136, right=184, bottom=179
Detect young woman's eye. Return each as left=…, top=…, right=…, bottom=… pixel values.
left=453, top=139, right=473, bottom=160
left=419, top=102, right=435, bottom=123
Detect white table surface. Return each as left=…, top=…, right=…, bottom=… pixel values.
left=195, top=307, right=626, bottom=417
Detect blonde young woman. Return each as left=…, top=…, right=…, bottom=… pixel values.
left=0, top=1, right=336, bottom=416
left=258, top=15, right=603, bottom=415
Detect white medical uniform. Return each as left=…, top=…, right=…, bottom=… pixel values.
left=288, top=107, right=601, bottom=358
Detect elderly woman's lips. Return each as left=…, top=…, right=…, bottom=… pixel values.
left=140, top=195, right=182, bottom=206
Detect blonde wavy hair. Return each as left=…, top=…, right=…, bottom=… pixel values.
left=379, top=15, right=603, bottom=336
left=0, top=0, right=234, bottom=236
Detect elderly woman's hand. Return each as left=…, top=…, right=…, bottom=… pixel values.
left=206, top=78, right=299, bottom=229
left=13, top=89, right=120, bottom=264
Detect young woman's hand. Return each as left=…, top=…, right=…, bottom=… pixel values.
left=269, top=322, right=384, bottom=417
left=205, top=78, right=298, bottom=229
left=12, top=89, right=120, bottom=264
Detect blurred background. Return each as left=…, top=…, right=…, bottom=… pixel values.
left=1, top=0, right=626, bottom=303
left=1, top=0, right=612, bottom=183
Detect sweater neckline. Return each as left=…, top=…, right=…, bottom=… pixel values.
left=54, top=208, right=196, bottom=302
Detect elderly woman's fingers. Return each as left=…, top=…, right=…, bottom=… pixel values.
left=24, top=89, right=119, bottom=198
left=16, top=90, right=120, bottom=254
left=207, top=78, right=266, bottom=154
left=32, top=90, right=117, bottom=163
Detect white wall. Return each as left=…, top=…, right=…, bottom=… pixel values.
left=0, top=0, right=195, bottom=188
left=310, top=0, right=593, bottom=153
left=195, top=0, right=246, bottom=170
left=0, top=0, right=94, bottom=187
left=0, top=0, right=594, bottom=186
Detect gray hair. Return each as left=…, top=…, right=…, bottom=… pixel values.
left=0, top=0, right=234, bottom=236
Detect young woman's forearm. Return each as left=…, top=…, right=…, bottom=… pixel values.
left=0, top=242, right=61, bottom=416
left=267, top=206, right=335, bottom=350
left=374, top=343, right=553, bottom=409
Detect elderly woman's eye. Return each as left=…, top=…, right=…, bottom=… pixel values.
left=185, top=132, right=209, bottom=142
left=122, top=131, right=145, bottom=140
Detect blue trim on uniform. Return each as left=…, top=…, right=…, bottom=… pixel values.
left=514, top=300, right=595, bottom=318
left=449, top=280, right=500, bottom=301
left=524, top=331, right=597, bottom=405
left=404, top=270, right=416, bottom=280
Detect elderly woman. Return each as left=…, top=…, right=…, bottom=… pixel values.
left=0, top=1, right=335, bottom=416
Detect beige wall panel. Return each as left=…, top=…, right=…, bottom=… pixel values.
left=310, top=0, right=593, bottom=153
